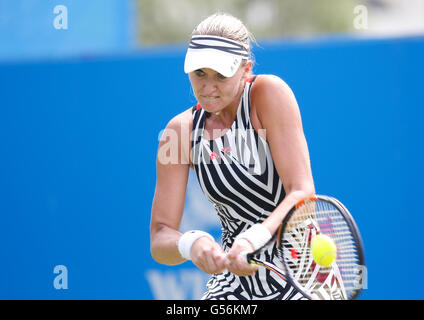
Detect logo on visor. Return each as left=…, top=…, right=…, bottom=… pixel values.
left=231, top=58, right=240, bottom=72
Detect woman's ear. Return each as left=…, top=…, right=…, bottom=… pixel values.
left=244, top=60, right=253, bottom=73
left=242, top=60, right=253, bottom=82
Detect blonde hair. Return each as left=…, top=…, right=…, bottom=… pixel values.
left=192, top=12, right=255, bottom=64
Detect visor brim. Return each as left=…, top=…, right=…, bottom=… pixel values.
left=184, top=48, right=243, bottom=78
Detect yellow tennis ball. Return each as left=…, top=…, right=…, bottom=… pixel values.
left=311, top=234, right=337, bottom=267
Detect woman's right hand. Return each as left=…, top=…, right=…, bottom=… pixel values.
left=190, top=237, right=227, bottom=274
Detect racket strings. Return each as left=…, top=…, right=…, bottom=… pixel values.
left=279, top=199, right=362, bottom=300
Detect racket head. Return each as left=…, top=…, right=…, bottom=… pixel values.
left=277, top=195, right=365, bottom=300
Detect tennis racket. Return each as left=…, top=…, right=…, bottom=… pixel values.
left=242, top=195, right=365, bottom=300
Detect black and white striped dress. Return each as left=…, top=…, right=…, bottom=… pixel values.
left=191, top=76, right=302, bottom=300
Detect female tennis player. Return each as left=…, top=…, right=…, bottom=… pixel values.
left=150, top=12, right=315, bottom=300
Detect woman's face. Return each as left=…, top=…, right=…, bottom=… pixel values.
left=188, top=63, right=251, bottom=113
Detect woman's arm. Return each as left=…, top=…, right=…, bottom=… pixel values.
left=226, top=75, right=315, bottom=275
left=150, top=112, right=190, bottom=265
left=254, top=75, right=315, bottom=234
left=150, top=109, right=227, bottom=273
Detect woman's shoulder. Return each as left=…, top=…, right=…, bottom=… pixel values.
left=251, top=74, right=297, bottom=109
left=164, top=106, right=194, bottom=134
left=251, top=74, right=294, bottom=99
left=250, top=74, right=300, bottom=126
left=159, top=106, right=195, bottom=167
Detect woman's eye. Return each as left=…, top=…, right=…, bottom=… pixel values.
left=217, top=73, right=227, bottom=80
left=195, top=70, right=205, bottom=77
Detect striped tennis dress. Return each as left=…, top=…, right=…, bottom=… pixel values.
left=191, top=76, right=303, bottom=300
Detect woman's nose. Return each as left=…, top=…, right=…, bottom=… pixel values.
left=201, top=80, right=217, bottom=95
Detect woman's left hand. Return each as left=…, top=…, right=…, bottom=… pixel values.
left=226, top=238, right=258, bottom=277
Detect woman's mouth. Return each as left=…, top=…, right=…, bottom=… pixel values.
left=202, top=95, right=219, bottom=100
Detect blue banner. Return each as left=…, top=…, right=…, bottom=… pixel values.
left=0, top=35, right=423, bottom=299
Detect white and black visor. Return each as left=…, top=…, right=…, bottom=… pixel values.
left=184, top=35, right=249, bottom=78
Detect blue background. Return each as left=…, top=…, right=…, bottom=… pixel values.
left=0, top=0, right=136, bottom=62
left=1, top=23, right=423, bottom=298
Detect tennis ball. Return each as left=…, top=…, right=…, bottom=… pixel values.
left=311, top=234, right=337, bottom=267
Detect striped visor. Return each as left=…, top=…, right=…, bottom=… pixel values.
left=184, top=35, right=249, bottom=78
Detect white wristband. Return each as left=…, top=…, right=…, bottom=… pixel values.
left=235, top=224, right=272, bottom=250
left=177, top=230, right=214, bottom=260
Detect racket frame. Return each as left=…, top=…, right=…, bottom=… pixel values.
left=246, top=195, right=366, bottom=300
